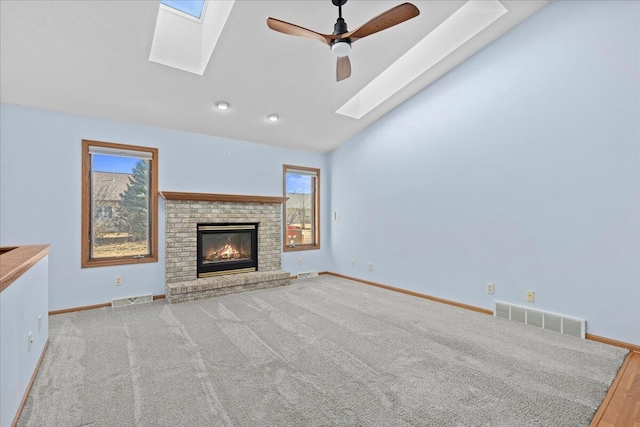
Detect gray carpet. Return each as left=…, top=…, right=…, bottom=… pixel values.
left=19, top=275, right=627, bottom=426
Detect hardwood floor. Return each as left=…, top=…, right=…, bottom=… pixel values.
left=592, top=351, right=640, bottom=426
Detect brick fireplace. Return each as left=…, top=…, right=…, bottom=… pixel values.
left=161, top=192, right=290, bottom=303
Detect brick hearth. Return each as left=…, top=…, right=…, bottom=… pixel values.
left=161, top=192, right=290, bottom=303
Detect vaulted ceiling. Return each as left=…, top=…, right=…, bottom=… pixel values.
left=0, top=1, right=548, bottom=152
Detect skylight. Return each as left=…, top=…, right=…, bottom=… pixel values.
left=160, top=0, right=206, bottom=20
left=336, top=0, right=508, bottom=119
left=150, top=1, right=235, bottom=75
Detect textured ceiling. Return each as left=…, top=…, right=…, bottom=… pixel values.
left=0, top=0, right=548, bottom=152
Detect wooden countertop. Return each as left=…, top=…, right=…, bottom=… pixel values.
left=0, top=245, right=50, bottom=292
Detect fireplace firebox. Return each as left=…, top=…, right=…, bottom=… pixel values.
left=197, top=223, right=258, bottom=277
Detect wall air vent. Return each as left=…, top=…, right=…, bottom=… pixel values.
left=493, top=301, right=586, bottom=339
left=112, top=294, right=153, bottom=308
left=297, top=272, right=319, bottom=279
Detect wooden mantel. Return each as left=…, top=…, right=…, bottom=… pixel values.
left=159, top=191, right=287, bottom=204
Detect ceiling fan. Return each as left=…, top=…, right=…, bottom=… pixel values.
left=267, top=1, right=420, bottom=82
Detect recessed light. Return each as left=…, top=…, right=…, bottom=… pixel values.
left=266, top=113, right=280, bottom=122
left=215, top=101, right=230, bottom=110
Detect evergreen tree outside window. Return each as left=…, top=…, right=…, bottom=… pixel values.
left=116, top=160, right=150, bottom=247
left=82, top=140, right=158, bottom=268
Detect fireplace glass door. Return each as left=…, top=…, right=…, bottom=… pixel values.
left=197, top=223, right=258, bottom=277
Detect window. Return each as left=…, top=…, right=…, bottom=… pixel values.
left=283, top=165, right=320, bottom=251
left=160, top=0, right=206, bottom=20
left=82, top=140, right=158, bottom=268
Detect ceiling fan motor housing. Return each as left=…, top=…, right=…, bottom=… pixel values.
left=331, top=17, right=351, bottom=57
left=333, top=18, right=348, bottom=36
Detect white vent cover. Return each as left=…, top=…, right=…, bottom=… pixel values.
left=493, top=301, right=586, bottom=339
left=112, top=294, right=153, bottom=308
left=297, top=272, right=319, bottom=279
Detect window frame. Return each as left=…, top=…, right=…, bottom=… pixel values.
left=283, top=164, right=320, bottom=252
left=81, top=139, right=159, bottom=268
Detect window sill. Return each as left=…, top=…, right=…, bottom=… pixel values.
left=81, top=255, right=158, bottom=269
left=283, top=244, right=320, bottom=252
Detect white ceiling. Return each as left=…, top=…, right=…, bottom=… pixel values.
left=0, top=0, right=549, bottom=153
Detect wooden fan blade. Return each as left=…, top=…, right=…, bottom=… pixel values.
left=267, top=18, right=331, bottom=45
left=337, top=56, right=351, bottom=82
left=347, top=3, right=419, bottom=41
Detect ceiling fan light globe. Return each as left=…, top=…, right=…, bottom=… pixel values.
left=331, top=41, right=351, bottom=57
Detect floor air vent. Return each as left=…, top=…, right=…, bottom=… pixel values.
left=112, top=294, right=153, bottom=308
left=297, top=272, right=319, bottom=279
left=493, top=301, right=586, bottom=339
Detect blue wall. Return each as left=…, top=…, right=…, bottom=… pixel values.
left=328, top=1, right=640, bottom=345
left=0, top=105, right=331, bottom=310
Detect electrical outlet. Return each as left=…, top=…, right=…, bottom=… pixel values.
left=38, top=315, right=42, bottom=332
left=368, top=262, right=373, bottom=271
left=487, top=283, right=494, bottom=294
left=28, top=332, right=33, bottom=352
left=115, top=276, right=122, bottom=286
left=298, top=258, right=303, bottom=265
left=350, top=259, right=354, bottom=267
left=526, top=290, right=535, bottom=302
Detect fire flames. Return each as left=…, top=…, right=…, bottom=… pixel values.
left=219, top=243, right=240, bottom=259
left=204, top=237, right=247, bottom=263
